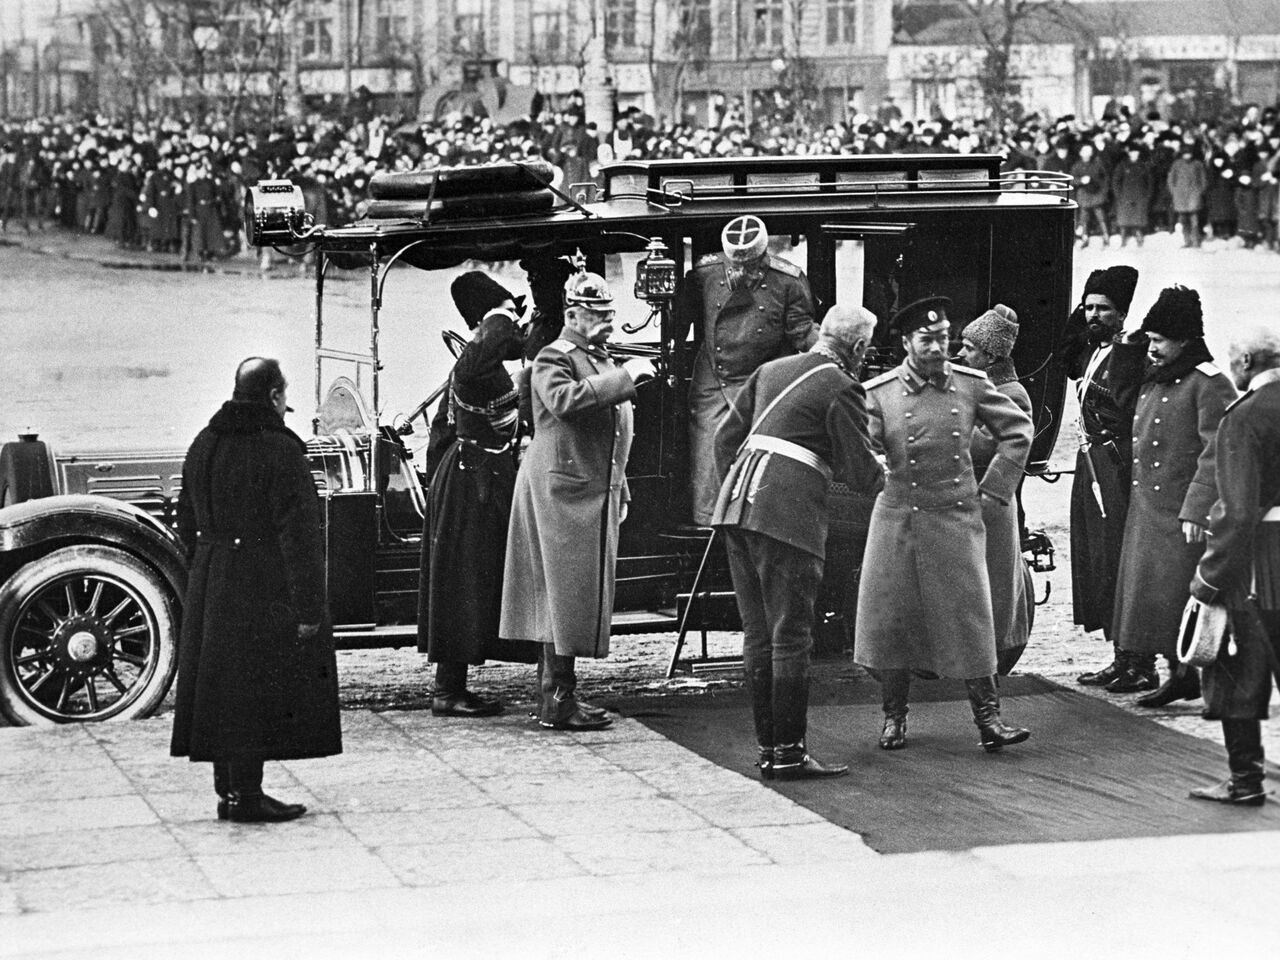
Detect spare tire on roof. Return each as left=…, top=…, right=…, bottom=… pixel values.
left=362, top=188, right=557, bottom=222
left=368, top=160, right=556, bottom=200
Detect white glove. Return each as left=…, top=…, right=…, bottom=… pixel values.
left=623, top=357, right=656, bottom=384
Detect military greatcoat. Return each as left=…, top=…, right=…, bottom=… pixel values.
left=499, top=328, right=636, bottom=658
left=854, top=362, right=1033, bottom=679
left=674, top=253, right=816, bottom=524
left=1113, top=357, right=1236, bottom=659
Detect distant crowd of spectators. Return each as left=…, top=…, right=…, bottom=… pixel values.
left=3, top=96, right=1280, bottom=261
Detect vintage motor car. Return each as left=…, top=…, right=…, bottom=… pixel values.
left=0, top=153, right=1074, bottom=725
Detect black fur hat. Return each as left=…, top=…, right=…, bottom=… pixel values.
left=1082, top=265, right=1139, bottom=315
left=451, top=272, right=516, bottom=330
left=1141, top=285, right=1204, bottom=341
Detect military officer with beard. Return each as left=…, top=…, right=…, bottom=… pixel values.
left=855, top=297, right=1035, bottom=753
left=1061, top=265, right=1150, bottom=688
left=675, top=215, right=817, bottom=526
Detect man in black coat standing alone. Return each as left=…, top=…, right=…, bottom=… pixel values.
left=170, top=358, right=342, bottom=823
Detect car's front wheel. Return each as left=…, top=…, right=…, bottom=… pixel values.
left=0, top=545, right=178, bottom=725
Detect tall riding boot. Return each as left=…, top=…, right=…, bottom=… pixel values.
left=431, top=660, right=502, bottom=717
left=772, top=674, right=848, bottom=780
left=878, top=669, right=911, bottom=750
left=1135, top=658, right=1201, bottom=708
left=746, top=663, right=775, bottom=780
left=965, top=676, right=1031, bottom=753
left=224, top=757, right=306, bottom=823
left=1192, top=720, right=1267, bottom=806
left=1077, top=632, right=1123, bottom=686
left=538, top=643, right=610, bottom=731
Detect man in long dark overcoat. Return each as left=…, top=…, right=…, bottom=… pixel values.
left=854, top=297, right=1034, bottom=753
left=1062, top=265, right=1148, bottom=687
left=500, top=271, right=654, bottom=731
left=1113, top=287, right=1236, bottom=702
left=170, top=358, right=341, bottom=823
left=713, top=304, right=884, bottom=780
left=674, top=214, right=817, bottom=525
left=1188, top=326, right=1280, bottom=806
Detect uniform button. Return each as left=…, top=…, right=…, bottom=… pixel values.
left=903, top=391, right=909, bottom=397
left=1154, top=484, right=1161, bottom=491
left=953, top=455, right=961, bottom=461
left=950, top=386, right=957, bottom=392
left=1153, top=461, right=1160, bottom=467
left=1152, top=440, right=1159, bottom=447
left=1161, top=397, right=1168, bottom=403
left=951, top=408, right=959, bottom=415
left=905, top=412, right=913, bottom=418
left=951, top=431, right=960, bottom=437
left=756, top=328, right=762, bottom=333
left=912, top=506, right=919, bottom=512
left=911, top=482, right=918, bottom=488
left=1133, top=457, right=1139, bottom=464
left=907, top=436, right=915, bottom=443
left=717, top=346, right=722, bottom=351
left=956, top=501, right=964, bottom=507
left=1133, top=480, right=1138, bottom=486
left=759, top=305, right=765, bottom=311
left=1140, top=393, right=1147, bottom=399
left=1175, top=378, right=1182, bottom=384
left=953, top=478, right=961, bottom=484
left=1154, top=418, right=1161, bottom=424
left=909, top=459, right=917, bottom=465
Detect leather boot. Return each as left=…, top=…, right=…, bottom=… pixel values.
left=223, top=757, right=306, bottom=823
left=965, top=676, right=1031, bottom=752
left=878, top=669, right=910, bottom=750
left=1076, top=660, right=1122, bottom=685
left=1191, top=719, right=1270, bottom=806
left=747, top=663, right=774, bottom=781
left=539, top=644, right=611, bottom=731
left=772, top=675, right=848, bottom=780
left=1135, top=661, right=1201, bottom=708
left=432, top=661, right=503, bottom=717
left=1103, top=651, right=1159, bottom=693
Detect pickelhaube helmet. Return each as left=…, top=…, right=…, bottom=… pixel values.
left=721, top=215, right=769, bottom=263
left=564, top=270, right=614, bottom=309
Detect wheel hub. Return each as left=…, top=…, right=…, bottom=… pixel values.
left=53, top=616, right=111, bottom=672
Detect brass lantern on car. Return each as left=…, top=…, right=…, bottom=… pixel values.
left=243, top=180, right=308, bottom=246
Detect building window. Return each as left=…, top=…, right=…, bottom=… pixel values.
left=913, top=78, right=957, bottom=121
left=372, top=0, right=408, bottom=55
left=826, top=0, right=856, bottom=45
left=678, top=0, right=712, bottom=46
left=531, top=0, right=564, bottom=60
left=454, top=0, right=485, bottom=55
left=301, top=0, right=334, bottom=61
left=605, top=0, right=638, bottom=50
left=753, top=0, right=784, bottom=49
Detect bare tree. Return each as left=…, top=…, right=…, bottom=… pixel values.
left=645, top=0, right=712, bottom=123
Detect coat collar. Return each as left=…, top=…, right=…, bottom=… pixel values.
left=208, top=401, right=304, bottom=448
left=898, top=360, right=952, bottom=393
left=562, top=326, right=610, bottom=359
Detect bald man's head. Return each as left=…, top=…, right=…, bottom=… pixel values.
left=1227, top=325, right=1280, bottom=391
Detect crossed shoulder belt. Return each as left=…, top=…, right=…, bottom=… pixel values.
left=742, top=434, right=833, bottom=483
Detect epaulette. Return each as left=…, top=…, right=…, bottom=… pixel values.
left=863, top=370, right=897, bottom=389
left=768, top=255, right=802, bottom=277
left=950, top=363, right=989, bottom=379
left=546, top=338, right=578, bottom=354
left=1195, top=361, right=1222, bottom=377
left=694, top=253, right=721, bottom=268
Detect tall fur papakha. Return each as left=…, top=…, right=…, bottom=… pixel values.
left=1140, top=284, right=1204, bottom=341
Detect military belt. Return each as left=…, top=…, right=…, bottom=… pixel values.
left=743, top=435, right=832, bottom=483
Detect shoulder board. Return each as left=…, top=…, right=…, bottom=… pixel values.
left=546, top=338, right=578, bottom=354
left=950, top=363, right=989, bottom=379
left=1195, top=361, right=1222, bottom=377
left=695, top=253, right=721, bottom=268
left=863, top=370, right=897, bottom=389
left=768, top=256, right=802, bottom=277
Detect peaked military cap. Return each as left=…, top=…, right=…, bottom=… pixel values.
left=890, top=295, right=952, bottom=335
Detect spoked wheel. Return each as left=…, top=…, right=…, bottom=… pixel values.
left=0, top=545, right=178, bottom=725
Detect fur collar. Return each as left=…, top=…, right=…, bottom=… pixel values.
left=1144, top=338, right=1213, bottom=384
left=984, top=357, right=1019, bottom=387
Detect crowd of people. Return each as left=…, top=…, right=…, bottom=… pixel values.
left=7, top=97, right=1280, bottom=258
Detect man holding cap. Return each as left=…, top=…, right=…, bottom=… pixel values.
left=855, top=297, right=1035, bottom=753
left=675, top=215, right=817, bottom=525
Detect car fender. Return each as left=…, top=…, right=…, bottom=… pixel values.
left=0, top=494, right=186, bottom=600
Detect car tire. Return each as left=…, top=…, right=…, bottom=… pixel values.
left=0, top=544, right=178, bottom=725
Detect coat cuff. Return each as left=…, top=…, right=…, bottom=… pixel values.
left=978, top=455, right=1023, bottom=504
left=1189, top=570, right=1220, bottom=605
left=1179, top=480, right=1217, bottom=525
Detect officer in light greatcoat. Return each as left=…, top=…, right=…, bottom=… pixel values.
left=675, top=215, right=816, bottom=525
left=854, top=297, right=1035, bottom=753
